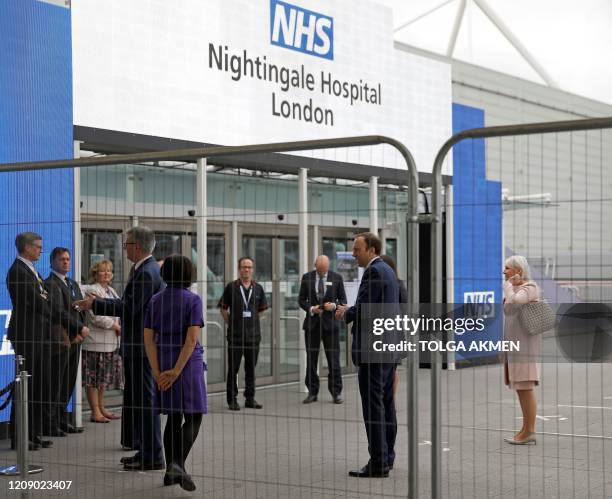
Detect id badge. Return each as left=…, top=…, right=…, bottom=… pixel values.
left=243, top=311, right=252, bottom=318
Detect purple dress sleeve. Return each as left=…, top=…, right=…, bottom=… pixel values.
left=143, top=297, right=155, bottom=330
left=188, top=293, right=205, bottom=328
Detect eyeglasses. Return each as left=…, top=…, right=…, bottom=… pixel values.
left=28, top=243, right=43, bottom=250
left=122, top=242, right=137, bottom=249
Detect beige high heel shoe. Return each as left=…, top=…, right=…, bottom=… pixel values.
left=504, top=432, right=536, bottom=445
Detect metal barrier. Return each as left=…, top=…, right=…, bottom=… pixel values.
left=1, top=135, right=421, bottom=498
left=0, top=356, right=43, bottom=480
left=430, top=116, right=612, bottom=499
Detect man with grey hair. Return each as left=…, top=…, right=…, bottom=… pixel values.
left=6, top=232, right=54, bottom=450
left=75, top=225, right=164, bottom=470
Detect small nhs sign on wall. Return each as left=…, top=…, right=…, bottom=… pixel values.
left=270, top=0, right=334, bottom=60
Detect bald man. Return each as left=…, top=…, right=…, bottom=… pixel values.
left=298, top=255, right=347, bottom=404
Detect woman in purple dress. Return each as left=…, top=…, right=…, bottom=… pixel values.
left=144, top=255, right=207, bottom=492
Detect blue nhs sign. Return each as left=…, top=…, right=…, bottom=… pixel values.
left=270, top=0, right=333, bottom=60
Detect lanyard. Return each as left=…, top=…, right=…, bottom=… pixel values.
left=240, top=284, right=253, bottom=310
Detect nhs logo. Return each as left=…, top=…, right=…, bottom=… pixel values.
left=270, top=0, right=334, bottom=60
left=464, top=291, right=495, bottom=304
left=464, top=291, right=495, bottom=318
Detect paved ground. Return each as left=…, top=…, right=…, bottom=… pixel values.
left=0, top=362, right=610, bottom=498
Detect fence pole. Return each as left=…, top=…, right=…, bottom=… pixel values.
left=430, top=115, right=612, bottom=499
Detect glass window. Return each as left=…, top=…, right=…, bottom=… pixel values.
left=81, top=230, right=123, bottom=291
left=153, top=233, right=182, bottom=261
left=385, top=238, right=398, bottom=265
left=191, top=234, right=226, bottom=384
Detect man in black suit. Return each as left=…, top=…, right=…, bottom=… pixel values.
left=45, top=247, right=89, bottom=436
left=75, top=226, right=164, bottom=471
left=336, top=232, right=400, bottom=478
left=5, top=232, right=54, bottom=450
left=298, top=255, right=346, bottom=404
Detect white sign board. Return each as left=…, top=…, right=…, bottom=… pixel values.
left=72, top=0, right=452, bottom=173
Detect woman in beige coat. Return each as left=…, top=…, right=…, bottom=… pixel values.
left=502, top=255, right=541, bottom=445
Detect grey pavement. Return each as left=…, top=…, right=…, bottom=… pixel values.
left=0, top=363, right=610, bottom=498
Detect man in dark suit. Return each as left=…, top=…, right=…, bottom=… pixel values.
left=44, top=247, right=89, bottom=436
left=298, top=255, right=346, bottom=404
left=75, top=226, right=164, bottom=471
left=336, top=232, right=399, bottom=478
left=5, top=232, right=54, bottom=450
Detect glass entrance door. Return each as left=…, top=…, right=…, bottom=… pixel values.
left=242, top=235, right=301, bottom=384
left=242, top=236, right=274, bottom=384
left=277, top=238, right=300, bottom=381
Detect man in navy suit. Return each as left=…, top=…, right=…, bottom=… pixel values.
left=45, top=247, right=89, bottom=436
left=298, top=255, right=347, bottom=404
left=336, top=232, right=399, bottom=478
left=75, top=226, right=164, bottom=470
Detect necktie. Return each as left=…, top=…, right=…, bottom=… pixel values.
left=317, top=276, right=325, bottom=302
left=65, top=277, right=77, bottom=299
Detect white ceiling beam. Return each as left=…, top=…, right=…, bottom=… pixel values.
left=446, top=0, right=467, bottom=57
left=394, top=0, right=457, bottom=33
left=472, top=0, right=560, bottom=88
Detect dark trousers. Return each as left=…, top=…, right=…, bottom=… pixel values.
left=42, top=342, right=68, bottom=432
left=357, top=363, right=397, bottom=469
left=57, top=343, right=80, bottom=428
left=226, top=342, right=260, bottom=403
left=163, top=412, right=203, bottom=470
left=10, top=341, right=44, bottom=442
left=121, top=355, right=137, bottom=449
left=124, top=356, right=162, bottom=464
left=304, top=326, right=343, bottom=397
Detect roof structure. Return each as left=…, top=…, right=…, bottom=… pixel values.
left=377, top=0, right=612, bottom=105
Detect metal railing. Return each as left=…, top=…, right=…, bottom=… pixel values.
left=429, top=115, right=612, bottom=499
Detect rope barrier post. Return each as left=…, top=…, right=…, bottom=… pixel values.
left=0, top=356, right=43, bottom=477
left=16, top=373, right=27, bottom=483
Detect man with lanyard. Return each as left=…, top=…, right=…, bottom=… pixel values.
left=219, top=257, right=268, bottom=411
left=45, top=247, right=89, bottom=436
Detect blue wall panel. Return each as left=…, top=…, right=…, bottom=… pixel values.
left=0, top=0, right=73, bottom=421
left=452, top=103, right=503, bottom=361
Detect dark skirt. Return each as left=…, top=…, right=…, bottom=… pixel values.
left=83, top=350, right=124, bottom=390
left=156, top=344, right=207, bottom=414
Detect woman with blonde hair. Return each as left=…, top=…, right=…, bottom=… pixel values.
left=81, top=259, right=124, bottom=423
left=502, top=255, right=541, bottom=445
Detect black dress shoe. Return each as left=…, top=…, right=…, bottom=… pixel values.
left=303, top=394, right=318, bottom=404
left=348, top=464, right=389, bottom=478
left=120, top=454, right=141, bottom=465
left=32, top=437, right=53, bottom=448
left=60, top=424, right=83, bottom=434
left=333, top=394, right=344, bottom=404
left=244, top=398, right=262, bottom=409
left=123, top=460, right=165, bottom=471
left=28, top=441, right=41, bottom=451
left=228, top=400, right=240, bottom=411
left=164, top=463, right=196, bottom=491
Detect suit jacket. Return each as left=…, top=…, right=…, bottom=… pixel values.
left=345, top=257, right=399, bottom=366
left=45, top=273, right=86, bottom=344
left=298, top=270, right=347, bottom=333
left=5, top=258, right=53, bottom=345
left=92, top=256, right=164, bottom=358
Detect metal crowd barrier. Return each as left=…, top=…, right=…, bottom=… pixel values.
left=429, top=116, right=612, bottom=499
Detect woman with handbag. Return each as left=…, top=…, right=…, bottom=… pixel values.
left=502, top=255, right=541, bottom=445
